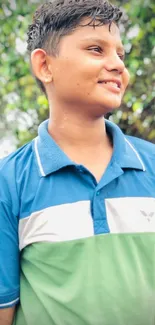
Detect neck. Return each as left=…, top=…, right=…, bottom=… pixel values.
left=48, top=107, right=111, bottom=150
left=47, top=100, right=113, bottom=181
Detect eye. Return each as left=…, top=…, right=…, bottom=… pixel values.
left=118, top=53, right=125, bottom=61
left=88, top=46, right=103, bottom=53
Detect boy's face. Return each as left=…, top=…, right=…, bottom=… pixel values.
left=45, top=18, right=130, bottom=117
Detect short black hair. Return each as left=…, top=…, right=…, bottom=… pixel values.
left=27, top=0, right=123, bottom=95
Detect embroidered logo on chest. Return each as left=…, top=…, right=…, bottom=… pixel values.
left=140, top=210, right=155, bottom=222
left=105, top=197, right=155, bottom=233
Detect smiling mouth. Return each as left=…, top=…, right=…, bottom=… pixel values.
left=98, top=81, right=121, bottom=89
left=98, top=80, right=122, bottom=93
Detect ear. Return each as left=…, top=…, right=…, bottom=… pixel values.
left=31, top=49, right=53, bottom=84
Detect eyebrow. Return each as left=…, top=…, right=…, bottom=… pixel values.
left=80, top=37, right=125, bottom=53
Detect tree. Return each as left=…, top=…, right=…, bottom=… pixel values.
left=112, top=0, right=155, bottom=141
left=0, top=0, right=154, bottom=154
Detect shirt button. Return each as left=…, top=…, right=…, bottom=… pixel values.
left=96, top=191, right=100, bottom=196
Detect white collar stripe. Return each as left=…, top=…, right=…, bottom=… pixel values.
left=34, top=138, right=45, bottom=177
left=125, top=138, right=146, bottom=172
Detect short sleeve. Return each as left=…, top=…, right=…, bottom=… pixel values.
left=0, top=198, right=20, bottom=309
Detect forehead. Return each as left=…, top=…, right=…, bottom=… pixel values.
left=65, top=18, right=123, bottom=47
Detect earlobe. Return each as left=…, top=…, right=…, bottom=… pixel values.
left=31, top=49, right=53, bottom=84
left=45, top=76, right=53, bottom=83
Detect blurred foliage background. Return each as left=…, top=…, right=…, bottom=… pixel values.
left=0, top=0, right=155, bottom=156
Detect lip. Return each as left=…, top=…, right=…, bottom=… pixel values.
left=98, top=79, right=121, bottom=89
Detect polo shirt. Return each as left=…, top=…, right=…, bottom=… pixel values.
left=0, top=119, right=155, bottom=325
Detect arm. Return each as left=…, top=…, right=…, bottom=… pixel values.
left=0, top=307, right=15, bottom=325
left=0, top=174, right=20, bottom=323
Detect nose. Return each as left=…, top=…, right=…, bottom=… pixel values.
left=104, top=53, right=125, bottom=74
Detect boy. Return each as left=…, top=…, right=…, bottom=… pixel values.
left=0, top=0, right=155, bottom=324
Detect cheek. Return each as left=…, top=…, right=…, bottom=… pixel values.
left=54, top=61, right=93, bottom=92
left=123, top=68, right=130, bottom=90
left=53, top=54, right=102, bottom=95
left=52, top=63, right=89, bottom=99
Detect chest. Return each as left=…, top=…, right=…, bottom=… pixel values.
left=19, top=168, right=155, bottom=250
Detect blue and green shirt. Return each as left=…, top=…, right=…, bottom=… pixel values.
left=0, top=119, right=155, bottom=325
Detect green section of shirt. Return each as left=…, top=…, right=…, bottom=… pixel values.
left=14, top=233, right=155, bottom=325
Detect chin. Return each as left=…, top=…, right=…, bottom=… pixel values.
left=106, top=104, right=121, bottom=113
left=95, top=101, right=122, bottom=116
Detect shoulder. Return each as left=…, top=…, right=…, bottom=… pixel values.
left=125, top=135, right=155, bottom=172
left=125, top=135, right=155, bottom=155
left=0, top=140, right=34, bottom=174
left=0, top=139, right=36, bottom=193
left=0, top=140, right=37, bottom=214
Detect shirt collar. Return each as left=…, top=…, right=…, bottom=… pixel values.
left=34, top=119, right=146, bottom=177
left=105, top=119, right=146, bottom=172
